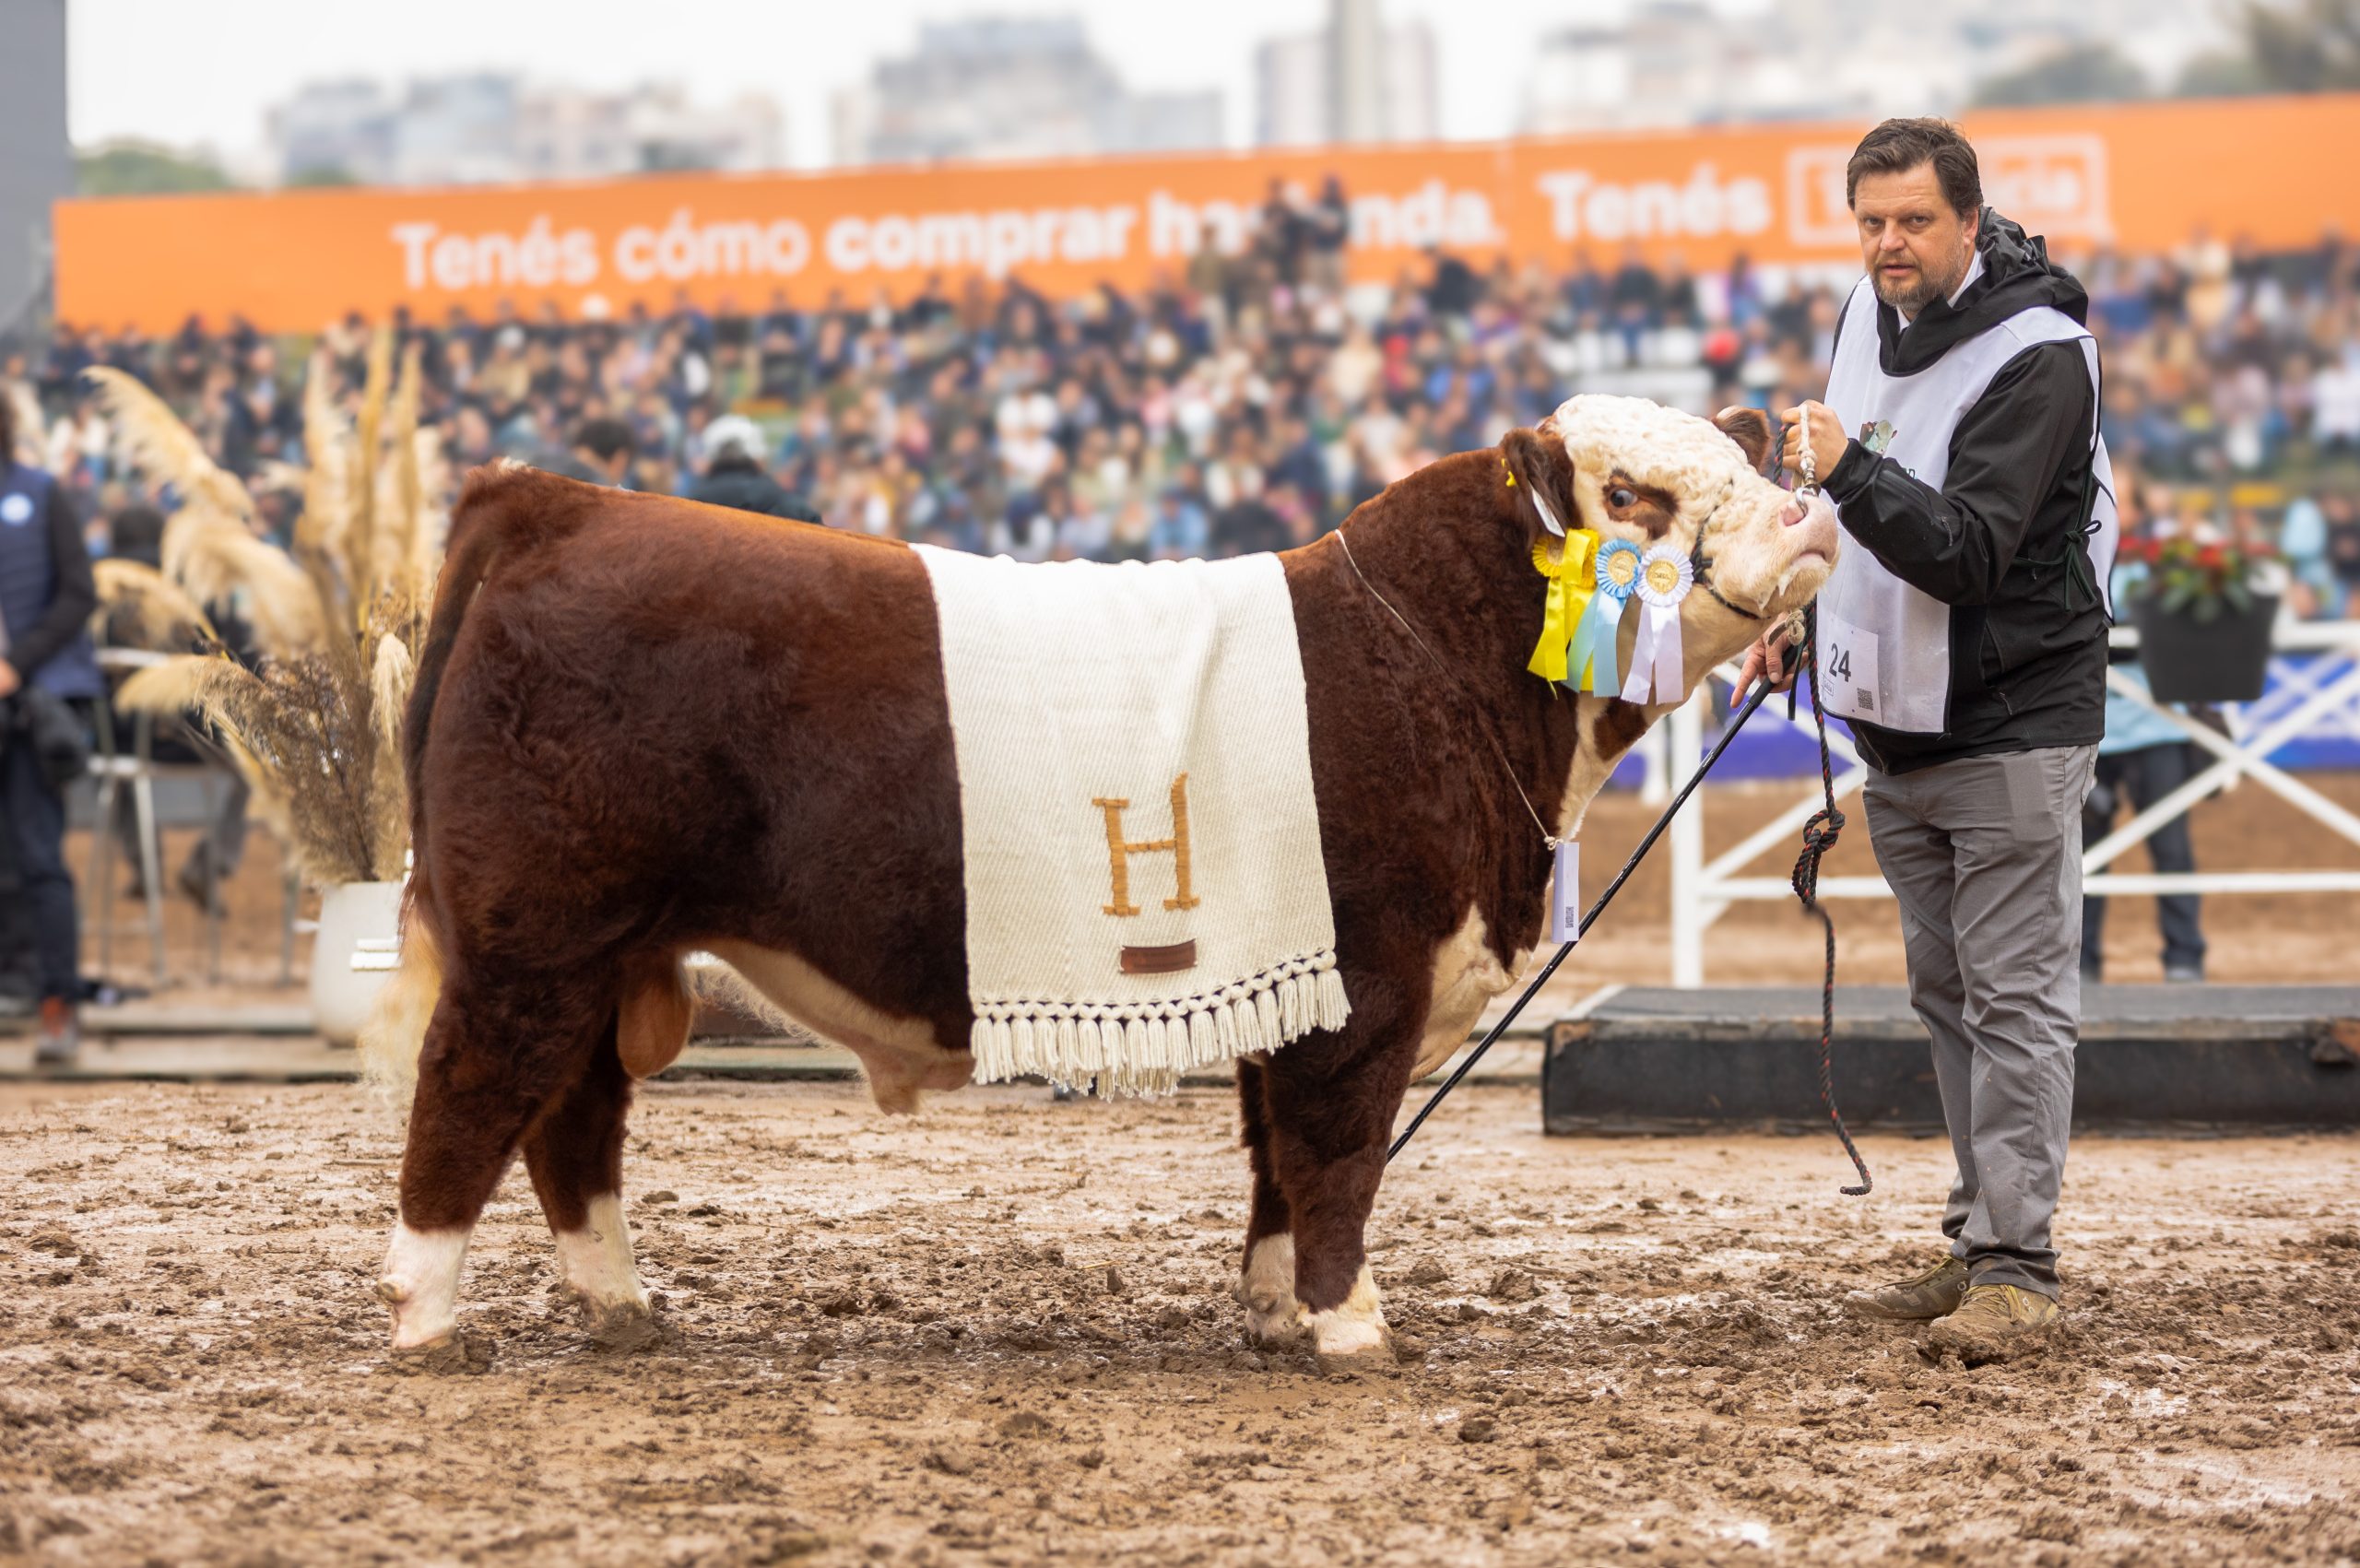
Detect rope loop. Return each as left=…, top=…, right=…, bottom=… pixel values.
left=1794, top=632, right=1871, bottom=1197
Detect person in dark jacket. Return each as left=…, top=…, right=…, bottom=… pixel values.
left=686, top=415, right=814, bottom=522
left=1739, top=119, right=2113, bottom=1361
left=537, top=416, right=636, bottom=487
left=0, top=393, right=100, bottom=1065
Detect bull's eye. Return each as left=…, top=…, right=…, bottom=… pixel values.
left=1608, top=486, right=1638, bottom=510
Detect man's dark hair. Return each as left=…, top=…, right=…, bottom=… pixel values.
left=1847, top=118, right=1982, bottom=216
left=572, top=417, right=634, bottom=463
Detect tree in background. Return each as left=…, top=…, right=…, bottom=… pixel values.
left=2177, top=0, right=2360, bottom=93
left=75, top=140, right=239, bottom=197
left=1973, top=42, right=2151, bottom=106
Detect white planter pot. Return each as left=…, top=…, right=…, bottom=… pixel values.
left=310, top=880, right=405, bottom=1047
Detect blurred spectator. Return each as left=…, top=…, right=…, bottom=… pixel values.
left=686, top=416, right=812, bottom=522
left=2327, top=494, right=2360, bottom=618
left=0, top=389, right=100, bottom=1064
left=2282, top=494, right=2333, bottom=616
left=2080, top=659, right=2210, bottom=985
left=10, top=218, right=2360, bottom=579
left=1306, top=177, right=1351, bottom=296
left=540, top=417, right=635, bottom=488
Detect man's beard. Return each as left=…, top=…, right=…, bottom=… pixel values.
left=1874, top=251, right=1972, bottom=314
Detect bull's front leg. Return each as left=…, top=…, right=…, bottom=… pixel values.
left=1233, top=1055, right=1305, bottom=1345
left=1257, top=1034, right=1415, bottom=1372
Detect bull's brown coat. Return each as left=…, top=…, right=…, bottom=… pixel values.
left=384, top=407, right=1820, bottom=1352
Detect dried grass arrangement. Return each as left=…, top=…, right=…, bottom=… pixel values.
left=86, top=330, right=449, bottom=886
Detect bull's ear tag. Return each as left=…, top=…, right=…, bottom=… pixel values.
left=1550, top=840, right=1580, bottom=945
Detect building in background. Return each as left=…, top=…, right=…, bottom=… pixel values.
left=1, top=0, right=70, bottom=332
left=1517, top=0, right=2227, bottom=133
left=832, top=17, right=1222, bottom=167
left=266, top=75, right=785, bottom=186
left=1257, top=0, right=1438, bottom=147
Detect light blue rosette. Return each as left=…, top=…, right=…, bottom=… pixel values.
left=1569, top=538, right=1641, bottom=695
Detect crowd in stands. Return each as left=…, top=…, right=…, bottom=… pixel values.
left=8, top=210, right=2360, bottom=615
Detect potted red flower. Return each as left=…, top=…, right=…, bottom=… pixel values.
left=2124, top=533, right=2281, bottom=702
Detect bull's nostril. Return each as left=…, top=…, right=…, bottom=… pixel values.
left=1780, top=501, right=1808, bottom=526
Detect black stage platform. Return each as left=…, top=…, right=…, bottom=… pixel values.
left=1544, top=984, right=2360, bottom=1133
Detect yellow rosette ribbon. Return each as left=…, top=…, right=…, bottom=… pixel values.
left=1526, top=529, right=1600, bottom=683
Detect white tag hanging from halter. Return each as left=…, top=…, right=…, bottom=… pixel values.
left=1618, top=543, right=1694, bottom=705
left=1549, top=839, right=1581, bottom=945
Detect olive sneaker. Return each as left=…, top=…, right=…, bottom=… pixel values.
left=1927, top=1284, right=2059, bottom=1362
left=1842, top=1256, right=1968, bottom=1322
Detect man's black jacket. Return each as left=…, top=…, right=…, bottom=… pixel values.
left=1823, top=209, right=2108, bottom=774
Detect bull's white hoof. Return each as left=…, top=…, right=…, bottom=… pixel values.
left=1304, top=1265, right=1393, bottom=1373
left=552, top=1195, right=655, bottom=1348
left=379, top=1222, right=469, bottom=1351
left=1235, top=1234, right=1308, bottom=1345
left=1245, top=1297, right=1309, bottom=1346
left=389, top=1328, right=496, bottom=1375
left=577, top=1299, right=661, bottom=1351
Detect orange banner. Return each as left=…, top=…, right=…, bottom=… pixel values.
left=53, top=94, right=2360, bottom=335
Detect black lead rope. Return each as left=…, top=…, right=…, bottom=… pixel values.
left=1386, top=654, right=1874, bottom=1199
left=1793, top=625, right=1872, bottom=1196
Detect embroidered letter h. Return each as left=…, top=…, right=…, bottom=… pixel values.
left=1092, top=774, right=1201, bottom=917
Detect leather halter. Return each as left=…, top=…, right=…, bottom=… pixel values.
left=1687, top=480, right=1770, bottom=623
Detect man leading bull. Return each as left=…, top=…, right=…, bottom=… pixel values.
left=1740, top=118, right=2116, bottom=1361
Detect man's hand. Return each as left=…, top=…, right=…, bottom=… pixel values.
left=0, top=661, right=19, bottom=700
left=1731, top=621, right=1799, bottom=707
left=1780, top=400, right=1847, bottom=489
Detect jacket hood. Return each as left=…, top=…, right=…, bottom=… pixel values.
left=1875, top=207, right=2089, bottom=375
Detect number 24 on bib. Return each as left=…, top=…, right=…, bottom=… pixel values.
left=1818, top=612, right=1881, bottom=724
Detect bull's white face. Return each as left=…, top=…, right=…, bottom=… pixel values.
left=1550, top=395, right=1839, bottom=664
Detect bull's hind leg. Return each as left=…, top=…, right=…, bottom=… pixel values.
left=522, top=1024, right=655, bottom=1349
left=1233, top=1056, right=1305, bottom=1345
left=379, top=976, right=608, bottom=1355
left=1263, top=1042, right=1413, bottom=1371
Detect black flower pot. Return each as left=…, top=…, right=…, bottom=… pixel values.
left=2129, top=593, right=2279, bottom=703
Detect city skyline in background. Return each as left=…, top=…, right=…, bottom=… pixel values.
left=66, top=0, right=2253, bottom=189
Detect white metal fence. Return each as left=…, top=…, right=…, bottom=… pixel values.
left=1659, top=619, right=2360, bottom=986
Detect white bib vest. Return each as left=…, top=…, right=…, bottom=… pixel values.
left=1815, top=278, right=2117, bottom=734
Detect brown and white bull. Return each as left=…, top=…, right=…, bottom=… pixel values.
left=367, top=395, right=1836, bottom=1368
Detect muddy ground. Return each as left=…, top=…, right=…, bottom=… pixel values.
left=4, top=1080, right=2357, bottom=1566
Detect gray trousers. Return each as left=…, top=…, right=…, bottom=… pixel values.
left=1864, top=744, right=2096, bottom=1300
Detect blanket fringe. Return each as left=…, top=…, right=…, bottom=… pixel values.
left=969, top=949, right=1348, bottom=1096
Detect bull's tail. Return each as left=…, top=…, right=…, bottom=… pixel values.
left=360, top=463, right=589, bottom=1088
left=358, top=904, right=444, bottom=1090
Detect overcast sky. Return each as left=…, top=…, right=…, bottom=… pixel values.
left=67, top=0, right=1737, bottom=167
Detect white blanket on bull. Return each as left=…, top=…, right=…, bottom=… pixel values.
left=914, top=545, right=1349, bottom=1094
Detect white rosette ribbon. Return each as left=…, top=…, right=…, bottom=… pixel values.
left=1617, top=543, right=1694, bottom=705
